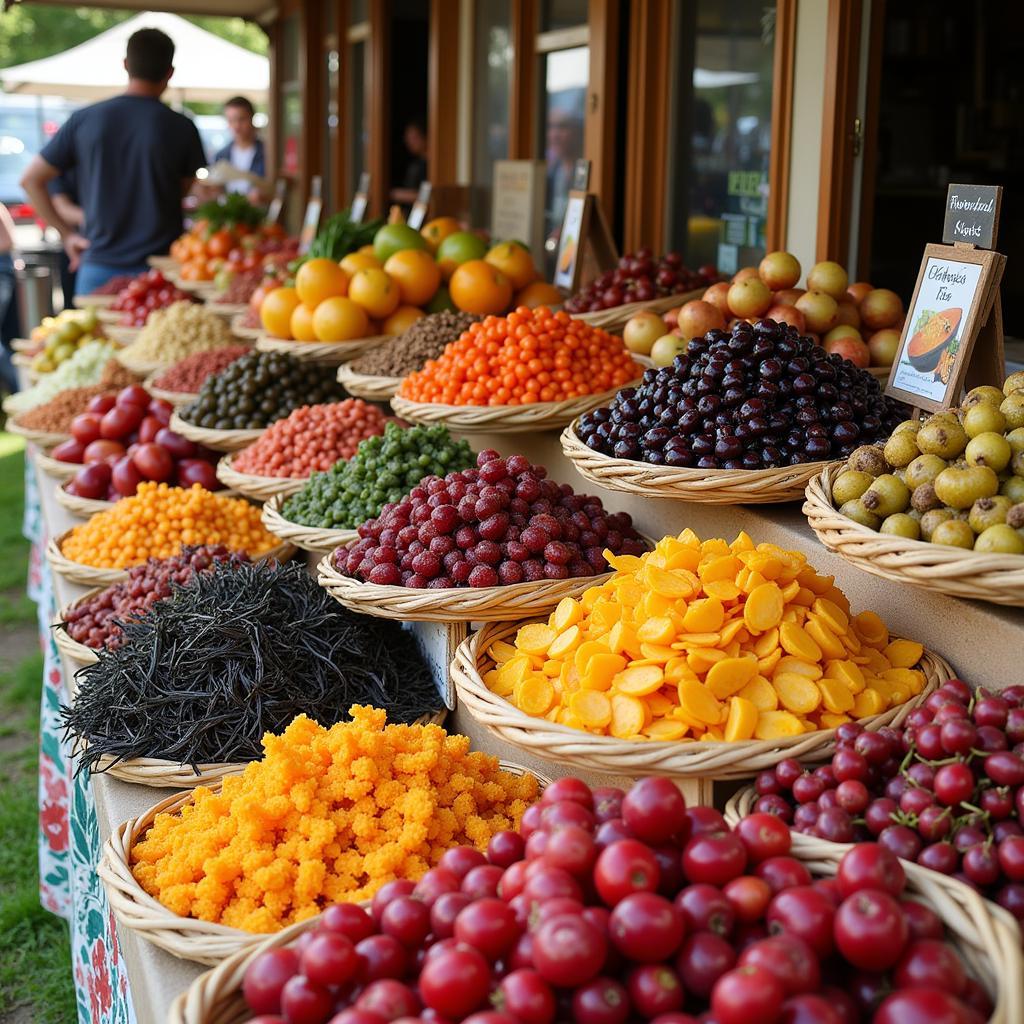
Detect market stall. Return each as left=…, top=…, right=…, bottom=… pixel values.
left=15, top=196, right=1024, bottom=1024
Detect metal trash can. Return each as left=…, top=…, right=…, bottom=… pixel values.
left=15, top=264, right=53, bottom=336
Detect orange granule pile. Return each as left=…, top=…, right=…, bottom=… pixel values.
left=398, top=306, right=640, bottom=406
left=131, top=707, right=540, bottom=932
left=59, top=481, right=277, bottom=568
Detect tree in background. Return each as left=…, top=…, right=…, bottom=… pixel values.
left=0, top=4, right=267, bottom=69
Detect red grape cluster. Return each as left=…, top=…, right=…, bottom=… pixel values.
left=337, top=450, right=647, bottom=589
left=110, top=269, right=192, bottom=326
left=91, top=274, right=137, bottom=296
left=57, top=384, right=222, bottom=499
left=564, top=251, right=716, bottom=314
left=64, top=544, right=248, bottom=649
left=753, top=678, right=1024, bottom=927
left=237, top=777, right=991, bottom=1024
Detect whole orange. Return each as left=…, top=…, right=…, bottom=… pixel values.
left=349, top=268, right=401, bottom=320
left=312, top=296, right=370, bottom=342
left=382, top=305, right=426, bottom=335
left=340, top=251, right=381, bottom=276
left=290, top=302, right=319, bottom=341
left=514, top=281, right=565, bottom=309
left=485, top=241, right=538, bottom=290
left=384, top=249, right=442, bottom=306
left=260, top=286, right=302, bottom=339
left=421, top=216, right=461, bottom=253
left=296, top=258, right=349, bottom=306
left=449, top=260, right=514, bottom=315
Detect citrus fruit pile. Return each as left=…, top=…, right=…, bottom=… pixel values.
left=398, top=307, right=640, bottom=406
left=260, top=220, right=559, bottom=344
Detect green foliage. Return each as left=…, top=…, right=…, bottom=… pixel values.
left=0, top=4, right=266, bottom=70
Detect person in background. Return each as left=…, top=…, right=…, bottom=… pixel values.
left=49, top=170, right=83, bottom=308
left=0, top=202, right=21, bottom=394
left=19, top=27, right=206, bottom=296
left=390, top=119, right=428, bottom=207
left=213, top=96, right=266, bottom=201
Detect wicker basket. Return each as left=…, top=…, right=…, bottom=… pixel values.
left=389, top=383, right=636, bottom=435
left=169, top=412, right=264, bottom=453
left=35, top=448, right=79, bottom=481
left=317, top=535, right=652, bottom=623
left=561, top=421, right=837, bottom=504
left=5, top=416, right=68, bottom=448
left=573, top=286, right=708, bottom=333
left=97, top=308, right=124, bottom=325
left=142, top=372, right=198, bottom=406
left=174, top=279, right=218, bottom=298
left=100, top=756, right=536, bottom=966
left=805, top=463, right=1024, bottom=607
left=230, top=314, right=262, bottom=341
left=72, top=293, right=117, bottom=309
left=452, top=620, right=951, bottom=781
left=107, top=325, right=144, bottom=347
left=55, top=483, right=112, bottom=518
left=261, top=494, right=358, bottom=554
left=147, top=255, right=178, bottom=272
left=166, top=831, right=1021, bottom=1024
left=336, top=363, right=402, bottom=401
left=216, top=452, right=308, bottom=502
left=52, top=591, right=101, bottom=668
left=205, top=300, right=249, bottom=320
left=47, top=531, right=294, bottom=587
left=255, top=332, right=390, bottom=365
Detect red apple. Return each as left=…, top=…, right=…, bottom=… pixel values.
left=773, top=287, right=806, bottom=306
left=764, top=304, right=806, bottom=333
left=702, top=282, right=731, bottom=317
left=731, top=266, right=761, bottom=284
left=675, top=300, right=726, bottom=340
left=834, top=300, right=861, bottom=329
left=758, top=251, right=801, bottom=291
left=824, top=334, right=870, bottom=368
left=847, top=281, right=873, bottom=304
left=795, top=291, right=839, bottom=334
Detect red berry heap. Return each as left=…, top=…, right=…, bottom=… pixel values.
left=63, top=545, right=248, bottom=650
left=564, top=250, right=717, bottom=314
left=337, top=449, right=647, bottom=589
left=754, top=678, right=1024, bottom=929
left=238, top=777, right=992, bottom=1024
left=110, top=269, right=191, bottom=326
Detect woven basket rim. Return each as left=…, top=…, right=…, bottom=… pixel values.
left=451, top=620, right=951, bottom=780
left=205, top=300, right=250, bottom=317
left=261, top=494, right=359, bottom=553
left=166, top=811, right=1020, bottom=1024
left=115, top=347, right=163, bottom=374
left=216, top=451, right=308, bottom=502
left=389, top=381, right=638, bottom=435
left=255, top=332, right=390, bottom=365
left=335, top=363, right=402, bottom=400
left=169, top=411, right=265, bottom=452
left=804, top=463, right=1024, bottom=606
left=229, top=314, right=262, bottom=340
left=561, top=420, right=839, bottom=504
left=146, top=255, right=178, bottom=270
left=571, top=285, right=709, bottom=330
left=54, top=482, right=113, bottom=518
left=317, top=533, right=653, bottom=622
left=142, top=372, right=198, bottom=406
left=72, top=293, right=117, bottom=308
left=5, top=416, right=69, bottom=447
left=35, top=448, right=80, bottom=481
left=101, top=751, right=534, bottom=966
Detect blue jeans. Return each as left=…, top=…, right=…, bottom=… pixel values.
left=75, top=260, right=150, bottom=296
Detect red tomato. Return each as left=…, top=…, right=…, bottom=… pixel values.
left=176, top=459, right=218, bottom=490
left=279, top=975, right=332, bottom=1024
left=116, top=384, right=151, bottom=409
left=453, top=898, right=519, bottom=961
left=712, top=965, right=785, bottom=1024
left=766, top=887, right=836, bottom=958
left=893, top=939, right=967, bottom=995
left=836, top=845, right=905, bottom=899
left=873, top=989, right=974, bottom=1024
left=594, top=840, right=660, bottom=906
left=100, top=404, right=143, bottom=439
left=71, top=462, right=112, bottom=500
left=418, top=947, right=491, bottom=1019
left=674, top=931, right=736, bottom=998
left=621, top=778, right=688, bottom=844
left=52, top=438, right=86, bottom=464
left=738, top=935, right=820, bottom=996
left=132, top=442, right=174, bottom=482
left=532, top=914, right=606, bottom=987
left=86, top=394, right=116, bottom=414
left=319, top=903, right=373, bottom=943
left=674, top=883, right=735, bottom=937
left=833, top=890, right=908, bottom=971
left=242, top=947, right=300, bottom=1014
left=608, top=892, right=684, bottom=963
left=756, top=857, right=813, bottom=894
left=83, top=438, right=126, bottom=465
left=682, top=833, right=748, bottom=887
left=138, top=415, right=164, bottom=443
left=111, top=456, right=143, bottom=497
left=779, top=994, right=845, bottom=1024
left=354, top=979, right=420, bottom=1021
left=736, top=814, right=792, bottom=864
left=70, top=413, right=103, bottom=445
left=723, top=876, right=773, bottom=923
left=570, top=977, right=631, bottom=1024
left=627, top=964, right=684, bottom=1018
left=494, top=969, right=557, bottom=1024
left=299, top=932, right=357, bottom=988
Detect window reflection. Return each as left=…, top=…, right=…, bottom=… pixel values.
left=472, top=1, right=512, bottom=225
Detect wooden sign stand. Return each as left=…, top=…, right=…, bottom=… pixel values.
left=885, top=184, right=1006, bottom=416
left=552, top=161, right=619, bottom=294
left=297, top=175, right=324, bottom=255
left=350, top=172, right=370, bottom=224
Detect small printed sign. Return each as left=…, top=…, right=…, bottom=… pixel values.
left=492, top=160, right=546, bottom=266
left=571, top=159, right=591, bottom=192
left=407, top=182, right=433, bottom=230
left=886, top=243, right=1002, bottom=412
left=553, top=193, right=587, bottom=290
left=350, top=172, right=370, bottom=223
left=943, top=184, right=1002, bottom=250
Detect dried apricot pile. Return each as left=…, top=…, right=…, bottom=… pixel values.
left=486, top=531, right=926, bottom=742
left=398, top=306, right=640, bottom=406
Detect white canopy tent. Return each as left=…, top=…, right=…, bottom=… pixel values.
left=0, top=10, right=268, bottom=105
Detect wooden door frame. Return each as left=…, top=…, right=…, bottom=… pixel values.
left=766, top=0, right=797, bottom=252
left=367, top=1, right=391, bottom=216
left=855, top=0, right=885, bottom=278
left=429, top=0, right=460, bottom=186
left=816, top=0, right=864, bottom=261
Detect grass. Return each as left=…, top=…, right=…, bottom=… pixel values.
left=0, top=433, right=77, bottom=1024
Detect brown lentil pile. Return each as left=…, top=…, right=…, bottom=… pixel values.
left=12, top=361, right=142, bottom=432
left=348, top=310, right=481, bottom=378
left=150, top=346, right=250, bottom=395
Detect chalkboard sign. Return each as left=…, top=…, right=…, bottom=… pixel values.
left=943, top=184, right=1002, bottom=250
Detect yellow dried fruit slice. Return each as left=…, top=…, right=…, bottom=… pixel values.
left=883, top=639, right=924, bottom=669
left=604, top=551, right=645, bottom=572
left=514, top=674, right=555, bottom=716
left=552, top=597, right=583, bottom=632
left=826, top=660, right=865, bottom=694
left=774, top=672, right=822, bottom=715
left=614, top=579, right=645, bottom=607
left=497, top=655, right=533, bottom=687
left=489, top=640, right=519, bottom=663
left=569, top=689, right=612, bottom=728
left=744, top=582, right=785, bottom=632
left=637, top=616, right=676, bottom=645
left=817, top=675, right=855, bottom=714
left=853, top=610, right=888, bottom=647
left=724, top=696, right=758, bottom=741
left=812, top=597, right=849, bottom=634
left=705, top=657, right=758, bottom=699
left=639, top=643, right=677, bottom=663
left=753, top=627, right=780, bottom=658
left=609, top=621, right=643, bottom=659
left=575, top=640, right=609, bottom=677
left=756, top=648, right=783, bottom=675
left=738, top=675, right=779, bottom=712
left=805, top=616, right=845, bottom=660
left=644, top=719, right=688, bottom=741
left=773, top=656, right=822, bottom=681
left=820, top=712, right=851, bottom=729
left=779, top=622, right=823, bottom=662
left=673, top=632, right=723, bottom=649
left=646, top=691, right=675, bottom=717
left=677, top=679, right=723, bottom=725
left=590, top=599, right=621, bottom=631
left=683, top=597, right=725, bottom=634
left=581, top=652, right=626, bottom=691
left=754, top=710, right=805, bottom=739
left=610, top=693, right=646, bottom=738
left=703, top=579, right=741, bottom=602
left=665, top=657, right=698, bottom=683
left=548, top=624, right=582, bottom=660
left=719, top=618, right=747, bottom=647
left=699, top=554, right=742, bottom=583
left=646, top=565, right=699, bottom=599
left=852, top=688, right=885, bottom=717
left=517, top=623, right=556, bottom=656
left=614, top=664, right=664, bottom=697
left=686, top=647, right=726, bottom=674
left=541, top=660, right=561, bottom=678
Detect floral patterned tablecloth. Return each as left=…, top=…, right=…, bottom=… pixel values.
left=26, top=453, right=136, bottom=1024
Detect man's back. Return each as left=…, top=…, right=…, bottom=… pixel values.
left=41, top=94, right=205, bottom=266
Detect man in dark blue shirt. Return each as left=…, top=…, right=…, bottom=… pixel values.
left=20, top=27, right=206, bottom=295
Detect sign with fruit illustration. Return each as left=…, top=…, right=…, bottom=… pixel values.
left=887, top=244, right=1003, bottom=412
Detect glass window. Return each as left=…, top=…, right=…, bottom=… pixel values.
left=348, top=41, right=367, bottom=192
left=665, top=1, right=776, bottom=274
left=471, top=0, right=513, bottom=225
left=541, top=45, right=589, bottom=256
left=541, top=0, right=588, bottom=32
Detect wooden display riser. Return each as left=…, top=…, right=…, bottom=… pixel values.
left=32, top=420, right=1024, bottom=1024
